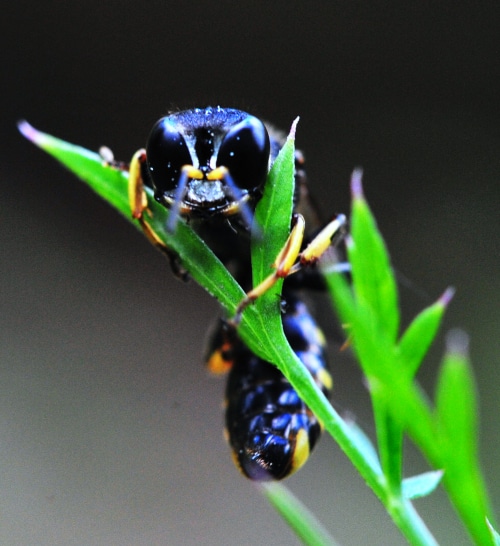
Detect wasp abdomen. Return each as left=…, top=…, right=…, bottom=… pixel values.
left=220, top=296, right=331, bottom=481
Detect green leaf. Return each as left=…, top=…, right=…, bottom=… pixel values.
left=325, top=263, right=394, bottom=381
left=435, top=330, right=478, bottom=464
left=323, top=172, right=496, bottom=544
left=402, top=470, right=443, bottom=500
left=398, top=288, right=454, bottom=379
left=251, top=118, right=298, bottom=286
left=347, top=170, right=399, bottom=346
left=242, top=119, right=297, bottom=360
left=18, top=120, right=133, bottom=218
left=434, top=330, right=493, bottom=544
left=325, top=174, right=405, bottom=492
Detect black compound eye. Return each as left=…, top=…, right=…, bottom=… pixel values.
left=146, top=117, right=192, bottom=194
left=217, top=116, right=270, bottom=191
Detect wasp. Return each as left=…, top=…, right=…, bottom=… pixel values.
left=123, top=106, right=345, bottom=480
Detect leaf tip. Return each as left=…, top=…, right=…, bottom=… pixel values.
left=439, top=286, right=455, bottom=308
left=17, top=119, right=36, bottom=141
left=445, top=328, right=470, bottom=359
left=288, top=116, right=300, bottom=141
left=17, top=120, right=49, bottom=150
left=350, top=168, right=364, bottom=200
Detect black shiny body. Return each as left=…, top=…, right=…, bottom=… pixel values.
left=221, top=294, right=330, bottom=480
left=145, top=107, right=332, bottom=480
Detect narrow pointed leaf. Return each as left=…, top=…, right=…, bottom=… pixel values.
left=402, top=470, right=443, bottom=500
left=18, top=120, right=132, bottom=218
left=320, top=174, right=494, bottom=544
left=252, top=118, right=297, bottom=285
left=435, top=331, right=478, bottom=464
left=398, top=288, right=454, bottom=378
left=347, top=171, right=399, bottom=344
left=435, top=330, right=493, bottom=545
left=246, top=119, right=297, bottom=353
left=240, top=122, right=305, bottom=366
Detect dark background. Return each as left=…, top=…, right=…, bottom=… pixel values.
left=2, top=2, right=499, bottom=544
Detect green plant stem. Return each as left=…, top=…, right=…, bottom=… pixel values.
left=373, top=398, right=403, bottom=495
left=259, top=482, right=341, bottom=546
left=264, top=347, right=438, bottom=546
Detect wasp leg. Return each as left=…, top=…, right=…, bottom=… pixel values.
left=297, top=213, right=347, bottom=268
left=128, top=149, right=188, bottom=281
left=235, top=213, right=347, bottom=319
left=128, top=149, right=149, bottom=219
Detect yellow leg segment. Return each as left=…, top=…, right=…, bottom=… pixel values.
left=128, top=149, right=149, bottom=220
left=297, top=213, right=347, bottom=268
left=235, top=213, right=346, bottom=318
left=127, top=149, right=188, bottom=280
left=128, top=148, right=165, bottom=248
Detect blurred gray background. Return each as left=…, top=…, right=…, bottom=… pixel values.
left=2, top=2, right=499, bottom=545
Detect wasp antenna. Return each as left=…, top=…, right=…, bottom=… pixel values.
left=166, top=167, right=190, bottom=233
left=222, top=169, right=260, bottom=236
